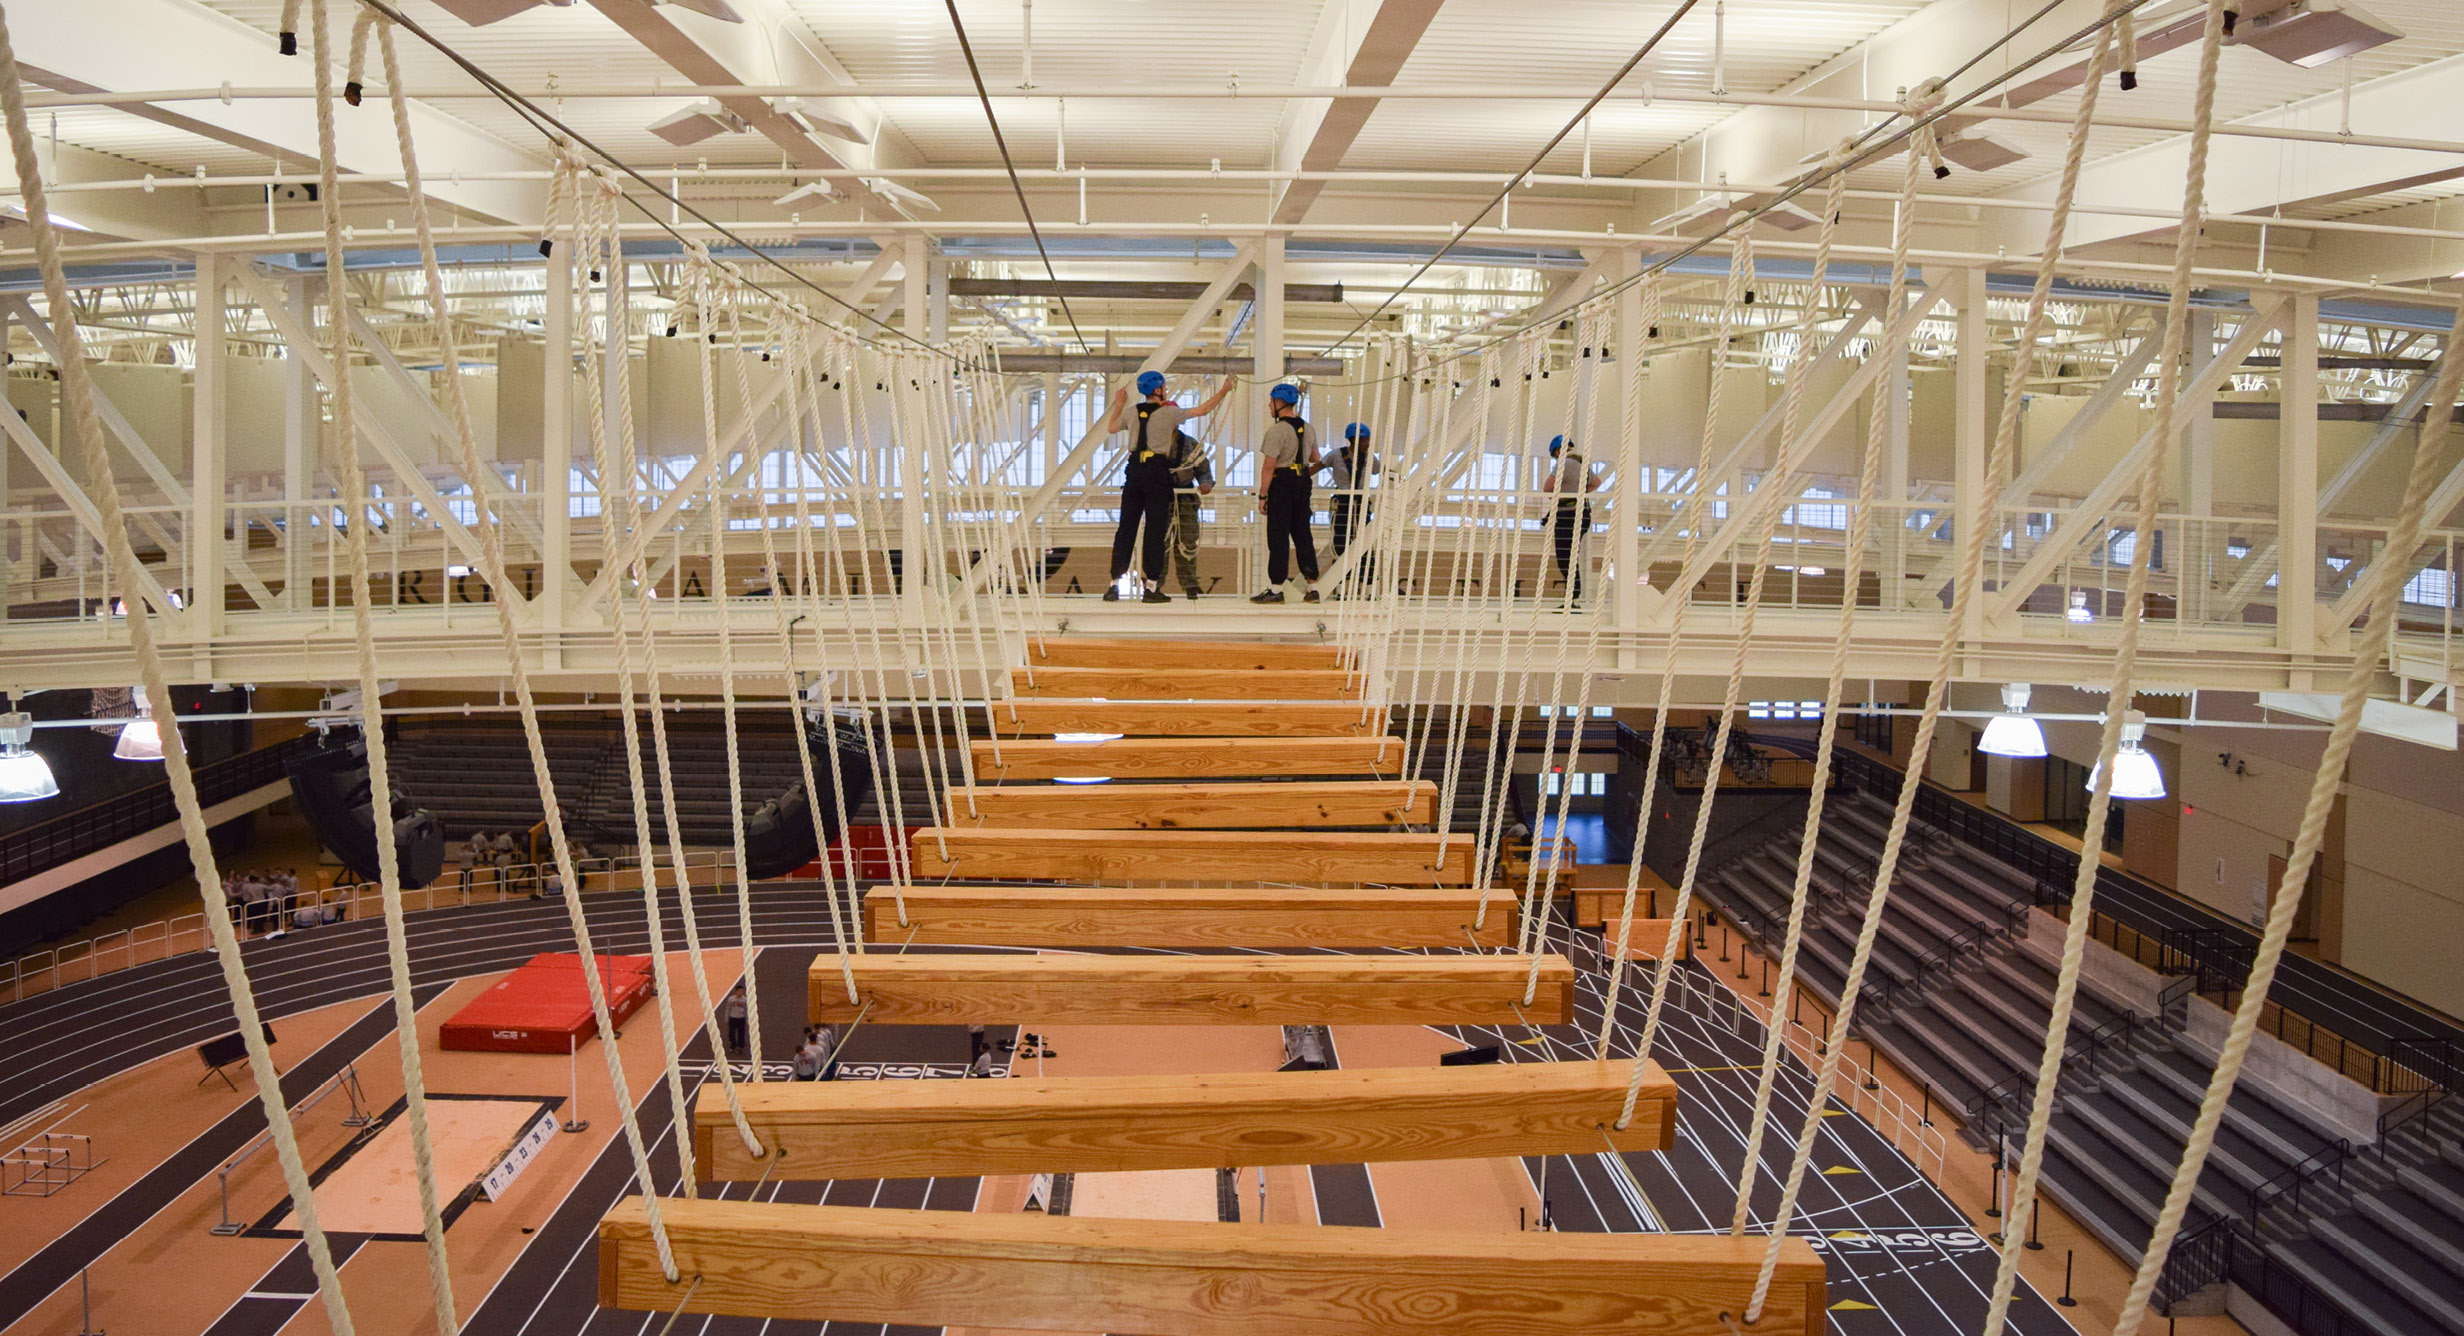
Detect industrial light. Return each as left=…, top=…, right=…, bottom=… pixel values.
left=2087, top=711, right=2166, bottom=800
left=863, top=177, right=942, bottom=215
left=658, top=0, right=746, bottom=19
left=1053, top=776, right=1112, bottom=785
left=1054, top=733, right=1124, bottom=743
left=647, top=101, right=749, bottom=148
left=774, top=181, right=842, bottom=209
left=774, top=99, right=871, bottom=145
left=114, top=687, right=164, bottom=762
left=0, top=712, right=58, bottom=802
left=2066, top=590, right=2095, bottom=624
left=1978, top=683, right=2048, bottom=758
left=2236, top=0, right=2402, bottom=68
left=1938, top=129, right=2032, bottom=174
left=429, top=0, right=555, bottom=23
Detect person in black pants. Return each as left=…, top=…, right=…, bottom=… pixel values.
left=1250, top=383, right=1323, bottom=604
left=1105, top=370, right=1233, bottom=602
left=1323, top=422, right=1377, bottom=596
left=1543, top=434, right=1599, bottom=601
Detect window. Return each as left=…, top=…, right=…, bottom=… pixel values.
left=1747, top=701, right=1824, bottom=721
left=1589, top=772, right=1609, bottom=796
left=2402, top=566, right=2456, bottom=608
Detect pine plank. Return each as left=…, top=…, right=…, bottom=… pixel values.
left=1597, top=918, right=1692, bottom=960
left=597, top=1198, right=1827, bottom=1335
left=993, top=699, right=1383, bottom=737
left=952, top=780, right=1436, bottom=828
left=1010, top=666, right=1360, bottom=700
left=692, top=1059, right=1678, bottom=1180
left=971, top=736, right=1402, bottom=780
left=806, top=953, right=1577, bottom=1026
left=1026, top=637, right=1349, bottom=670
left=907, top=828, right=1481, bottom=884
left=862, top=884, right=1514, bottom=948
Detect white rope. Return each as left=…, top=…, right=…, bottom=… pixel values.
left=309, top=5, right=453, bottom=1325
left=371, top=20, right=681, bottom=1278
left=1614, top=236, right=1756, bottom=1125
left=0, top=5, right=359, bottom=1327
left=1727, top=143, right=1881, bottom=1236
left=1983, top=6, right=2221, bottom=1330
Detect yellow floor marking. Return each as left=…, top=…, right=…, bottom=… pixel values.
left=1820, top=1165, right=1861, bottom=1176
left=1831, top=1299, right=1881, bottom=1311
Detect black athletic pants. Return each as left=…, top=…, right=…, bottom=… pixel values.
left=1552, top=499, right=1587, bottom=596
left=1109, top=462, right=1174, bottom=584
left=1331, top=492, right=1372, bottom=586
left=1265, top=470, right=1321, bottom=586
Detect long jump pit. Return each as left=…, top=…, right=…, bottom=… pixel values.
left=263, top=1093, right=563, bottom=1240
left=439, top=952, right=656, bottom=1054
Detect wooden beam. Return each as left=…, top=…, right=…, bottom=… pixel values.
left=1575, top=886, right=1673, bottom=928
left=864, top=884, right=1512, bottom=948
left=1010, top=667, right=1361, bottom=700
left=971, top=737, right=1403, bottom=780
left=1597, top=919, right=1692, bottom=960
left=954, top=780, right=1436, bottom=828
left=993, top=699, right=1383, bottom=737
left=598, top=1199, right=1827, bottom=1335
left=808, top=953, right=1576, bottom=1026
left=1025, top=637, right=1350, bottom=670
left=908, top=829, right=1481, bottom=884
left=693, top=1058, right=1676, bottom=1180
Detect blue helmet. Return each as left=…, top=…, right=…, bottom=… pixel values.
left=1137, top=370, right=1167, bottom=396
left=1269, top=383, right=1302, bottom=406
left=1548, top=434, right=1567, bottom=454
left=1344, top=422, right=1370, bottom=441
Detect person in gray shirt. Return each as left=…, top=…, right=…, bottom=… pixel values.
left=1250, top=383, right=1323, bottom=604
left=1322, top=422, right=1378, bottom=596
left=1102, top=371, right=1233, bottom=602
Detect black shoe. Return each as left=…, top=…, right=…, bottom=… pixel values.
left=1142, top=589, right=1171, bottom=604
left=1101, top=586, right=1122, bottom=602
left=1181, top=589, right=1203, bottom=600
left=1302, top=589, right=1321, bottom=604
left=1249, top=590, right=1286, bottom=604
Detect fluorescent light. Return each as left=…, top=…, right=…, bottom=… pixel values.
left=430, top=0, right=553, bottom=23
left=1054, top=732, right=1123, bottom=743
left=2086, top=711, right=2166, bottom=800
left=1939, top=129, right=2031, bottom=174
left=1977, top=683, right=2047, bottom=758
left=114, top=686, right=164, bottom=762
left=775, top=99, right=872, bottom=145
left=0, top=712, right=57, bottom=802
left=2066, top=589, right=2095, bottom=624
left=774, top=181, right=842, bottom=209
left=2237, top=0, right=2402, bottom=68
left=1797, top=565, right=1828, bottom=577
left=1053, top=776, right=1112, bottom=784
left=647, top=101, right=748, bottom=147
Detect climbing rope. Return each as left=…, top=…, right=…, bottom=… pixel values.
left=308, top=3, right=454, bottom=1326
left=1729, top=133, right=1913, bottom=1235
left=371, top=18, right=685, bottom=1279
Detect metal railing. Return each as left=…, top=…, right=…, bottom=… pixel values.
left=0, top=847, right=735, bottom=1006
left=0, top=733, right=315, bottom=888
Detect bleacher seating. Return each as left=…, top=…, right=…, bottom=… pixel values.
left=1692, top=784, right=2464, bottom=1336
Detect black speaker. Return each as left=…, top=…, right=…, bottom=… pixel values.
left=1439, top=1044, right=1503, bottom=1067
left=286, top=735, right=445, bottom=888
left=737, top=721, right=876, bottom=880
left=197, top=1022, right=276, bottom=1071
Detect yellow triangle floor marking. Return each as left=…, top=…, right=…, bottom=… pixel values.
left=1821, top=1108, right=1852, bottom=1117
left=1831, top=1299, right=1881, bottom=1311
left=1829, top=1231, right=1866, bottom=1240
left=1821, top=1165, right=1861, bottom=1176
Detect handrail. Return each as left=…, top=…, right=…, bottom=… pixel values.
left=0, top=847, right=737, bottom=1006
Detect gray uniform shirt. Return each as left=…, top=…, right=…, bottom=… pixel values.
left=1326, top=445, right=1377, bottom=490
left=1260, top=416, right=1317, bottom=474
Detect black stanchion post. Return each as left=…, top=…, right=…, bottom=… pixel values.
left=2057, top=1249, right=2078, bottom=1307
left=1987, top=1134, right=2004, bottom=1220
left=1719, top=925, right=1731, bottom=963
left=2027, top=1198, right=2043, bottom=1250
left=1921, top=1083, right=1933, bottom=1127
left=1759, top=958, right=1772, bottom=997
left=1864, top=1038, right=1880, bottom=1090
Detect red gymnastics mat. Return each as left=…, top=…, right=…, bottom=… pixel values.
left=440, top=952, right=657, bottom=1054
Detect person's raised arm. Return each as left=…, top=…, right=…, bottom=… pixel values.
left=1190, top=374, right=1237, bottom=418
left=1097, top=384, right=1131, bottom=435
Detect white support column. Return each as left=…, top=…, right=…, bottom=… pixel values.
left=1253, top=236, right=1286, bottom=476
left=1885, top=327, right=1912, bottom=594
left=1612, top=245, right=1643, bottom=647
left=928, top=253, right=950, bottom=345
left=2279, top=292, right=2319, bottom=660
left=282, top=275, right=314, bottom=610
left=541, top=243, right=573, bottom=635
left=191, top=252, right=226, bottom=636
left=1041, top=371, right=1062, bottom=480
left=1951, top=268, right=1988, bottom=633
left=2184, top=309, right=2217, bottom=517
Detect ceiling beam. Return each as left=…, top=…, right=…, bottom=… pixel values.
left=6, top=0, right=544, bottom=227
left=1270, top=0, right=1447, bottom=226
left=1982, top=51, right=2464, bottom=256
left=585, top=0, right=908, bottom=216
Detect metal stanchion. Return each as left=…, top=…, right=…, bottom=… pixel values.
left=76, top=1268, right=101, bottom=1335
left=2027, top=1198, right=2044, bottom=1250
left=2057, top=1249, right=2078, bottom=1307
left=563, top=1034, right=589, bottom=1133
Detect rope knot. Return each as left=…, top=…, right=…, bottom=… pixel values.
left=1902, top=78, right=1950, bottom=180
